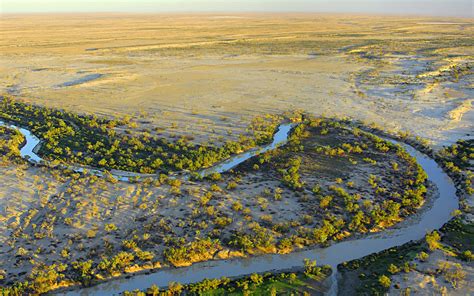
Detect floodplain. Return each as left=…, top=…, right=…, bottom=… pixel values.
left=0, top=13, right=473, bottom=295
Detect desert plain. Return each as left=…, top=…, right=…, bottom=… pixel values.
left=0, top=13, right=473, bottom=295
left=1, top=13, right=473, bottom=145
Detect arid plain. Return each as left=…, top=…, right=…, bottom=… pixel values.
left=1, top=14, right=472, bottom=146
left=0, top=13, right=473, bottom=295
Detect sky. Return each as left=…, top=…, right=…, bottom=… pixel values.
left=1, top=0, right=473, bottom=17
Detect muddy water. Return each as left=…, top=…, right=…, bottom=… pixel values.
left=0, top=121, right=294, bottom=181
left=0, top=120, right=42, bottom=163
left=0, top=120, right=459, bottom=295
left=58, top=132, right=458, bottom=296
left=198, top=123, right=294, bottom=176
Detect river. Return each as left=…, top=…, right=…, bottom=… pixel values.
left=0, top=120, right=294, bottom=180
left=0, top=120, right=458, bottom=295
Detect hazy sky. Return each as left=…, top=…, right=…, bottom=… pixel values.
left=1, top=0, right=473, bottom=17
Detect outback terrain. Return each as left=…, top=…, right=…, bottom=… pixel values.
left=1, top=14, right=472, bottom=146
left=0, top=13, right=473, bottom=295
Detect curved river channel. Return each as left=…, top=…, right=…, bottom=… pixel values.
left=0, top=120, right=459, bottom=295
left=0, top=120, right=294, bottom=180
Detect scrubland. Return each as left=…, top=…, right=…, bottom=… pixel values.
left=0, top=108, right=435, bottom=294
left=0, top=13, right=473, bottom=295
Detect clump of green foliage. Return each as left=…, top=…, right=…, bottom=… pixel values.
left=0, top=97, right=281, bottom=174
left=438, top=139, right=473, bottom=195
left=0, top=125, right=24, bottom=164
left=338, top=242, right=423, bottom=295
left=124, top=259, right=331, bottom=295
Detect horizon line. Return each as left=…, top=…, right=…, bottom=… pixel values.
left=1, top=11, right=473, bottom=19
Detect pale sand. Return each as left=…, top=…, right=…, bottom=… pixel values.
left=1, top=14, right=473, bottom=146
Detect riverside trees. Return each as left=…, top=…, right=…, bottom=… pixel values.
left=0, top=97, right=281, bottom=174
left=232, top=115, right=430, bottom=247
left=0, top=107, right=435, bottom=295
left=0, top=126, right=23, bottom=164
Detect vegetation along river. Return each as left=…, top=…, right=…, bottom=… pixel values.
left=0, top=120, right=459, bottom=295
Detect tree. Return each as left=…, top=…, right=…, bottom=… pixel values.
left=319, top=195, right=333, bottom=209
left=304, top=259, right=321, bottom=276
left=388, top=264, right=400, bottom=274
left=425, top=230, right=441, bottom=250
left=167, top=282, right=183, bottom=294
left=279, top=156, right=304, bottom=189
left=72, top=260, right=95, bottom=285
left=417, top=251, right=429, bottom=262
left=98, top=158, right=107, bottom=166
left=250, top=273, right=263, bottom=285
left=146, top=285, right=160, bottom=295
left=378, top=274, right=391, bottom=289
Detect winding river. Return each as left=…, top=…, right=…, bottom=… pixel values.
left=0, top=120, right=459, bottom=295
left=0, top=120, right=294, bottom=180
